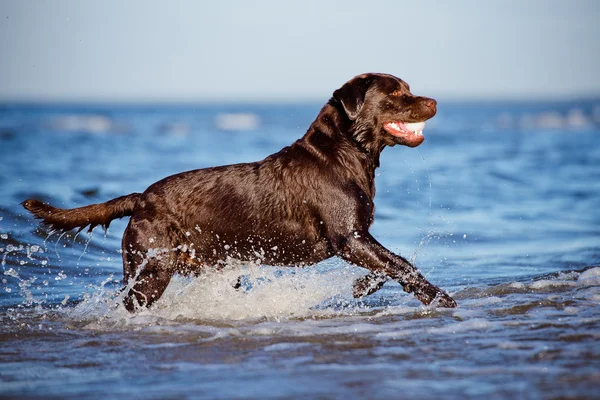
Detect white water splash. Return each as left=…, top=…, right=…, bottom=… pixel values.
left=69, top=261, right=371, bottom=328
left=151, top=264, right=362, bottom=321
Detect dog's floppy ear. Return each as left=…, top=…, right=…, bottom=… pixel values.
left=333, top=74, right=373, bottom=121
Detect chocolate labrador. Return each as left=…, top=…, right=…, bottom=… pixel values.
left=23, top=73, right=457, bottom=311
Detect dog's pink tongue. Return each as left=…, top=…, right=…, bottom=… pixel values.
left=383, top=121, right=425, bottom=147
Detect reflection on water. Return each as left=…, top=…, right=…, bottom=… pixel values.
left=1, top=100, right=599, bottom=398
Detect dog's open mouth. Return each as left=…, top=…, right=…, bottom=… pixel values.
left=383, top=121, right=426, bottom=147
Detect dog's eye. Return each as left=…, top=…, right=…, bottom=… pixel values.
left=390, top=90, right=403, bottom=97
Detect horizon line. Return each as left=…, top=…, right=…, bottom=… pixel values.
left=1, top=93, right=600, bottom=107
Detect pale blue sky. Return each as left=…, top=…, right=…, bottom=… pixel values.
left=1, top=0, right=599, bottom=102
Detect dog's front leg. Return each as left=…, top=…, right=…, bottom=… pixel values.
left=338, top=233, right=456, bottom=308
left=351, top=270, right=388, bottom=298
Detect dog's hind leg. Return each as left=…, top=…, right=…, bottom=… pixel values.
left=121, top=220, right=176, bottom=312
left=122, top=254, right=176, bottom=312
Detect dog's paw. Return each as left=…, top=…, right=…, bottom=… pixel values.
left=433, top=291, right=457, bottom=308
left=413, top=285, right=457, bottom=308
left=232, top=276, right=242, bottom=290
left=352, top=272, right=388, bottom=298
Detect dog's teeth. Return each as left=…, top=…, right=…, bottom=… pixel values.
left=404, top=121, right=426, bottom=134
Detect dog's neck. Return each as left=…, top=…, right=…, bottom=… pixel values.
left=299, top=102, right=382, bottom=199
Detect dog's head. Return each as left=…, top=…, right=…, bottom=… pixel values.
left=333, top=73, right=437, bottom=148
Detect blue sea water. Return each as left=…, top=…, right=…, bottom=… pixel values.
left=0, top=99, right=599, bottom=399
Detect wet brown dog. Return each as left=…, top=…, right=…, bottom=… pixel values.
left=23, top=73, right=457, bottom=311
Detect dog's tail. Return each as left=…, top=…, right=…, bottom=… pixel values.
left=22, top=193, right=142, bottom=232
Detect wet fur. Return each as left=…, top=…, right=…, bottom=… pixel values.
left=23, top=73, right=457, bottom=311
